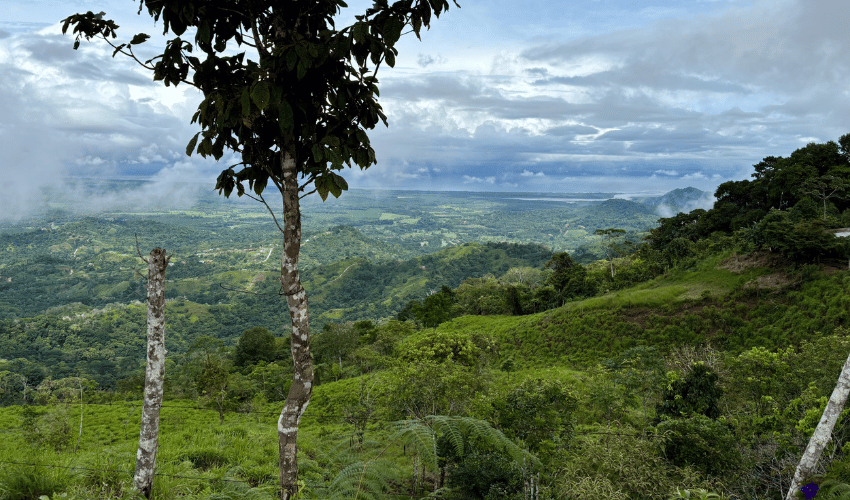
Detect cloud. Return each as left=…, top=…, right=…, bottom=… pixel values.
left=417, top=53, right=447, bottom=67
left=2, top=0, right=846, bottom=204
left=463, top=175, right=496, bottom=184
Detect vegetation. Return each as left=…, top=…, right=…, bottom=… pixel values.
left=5, top=137, right=850, bottom=498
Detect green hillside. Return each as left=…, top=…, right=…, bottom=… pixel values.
left=4, top=136, right=850, bottom=500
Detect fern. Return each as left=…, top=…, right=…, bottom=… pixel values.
left=392, top=415, right=539, bottom=471
left=319, top=415, right=537, bottom=499
left=820, top=479, right=850, bottom=500
left=322, top=459, right=396, bottom=500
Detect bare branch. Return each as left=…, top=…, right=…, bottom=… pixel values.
left=242, top=191, right=285, bottom=234
left=135, top=234, right=149, bottom=263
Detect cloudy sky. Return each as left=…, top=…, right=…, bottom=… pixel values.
left=1, top=0, right=848, bottom=220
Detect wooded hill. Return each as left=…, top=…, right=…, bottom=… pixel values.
left=2, top=136, right=850, bottom=499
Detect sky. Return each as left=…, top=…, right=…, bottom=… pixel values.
left=1, top=0, right=849, bottom=221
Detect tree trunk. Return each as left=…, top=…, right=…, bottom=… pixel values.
left=75, top=379, right=83, bottom=453
left=134, top=248, right=169, bottom=499
left=278, top=151, right=314, bottom=500
left=785, top=350, right=850, bottom=500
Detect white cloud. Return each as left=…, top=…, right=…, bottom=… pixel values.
left=1, top=0, right=845, bottom=204
left=520, top=170, right=545, bottom=177
left=463, top=175, right=496, bottom=184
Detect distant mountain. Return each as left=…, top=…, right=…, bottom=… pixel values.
left=639, top=187, right=714, bottom=217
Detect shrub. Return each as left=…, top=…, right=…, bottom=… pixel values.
left=656, top=414, right=740, bottom=476
left=655, top=363, right=722, bottom=422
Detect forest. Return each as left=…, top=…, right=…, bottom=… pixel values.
left=2, top=136, right=850, bottom=499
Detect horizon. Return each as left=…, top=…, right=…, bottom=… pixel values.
left=4, top=0, right=844, bottom=221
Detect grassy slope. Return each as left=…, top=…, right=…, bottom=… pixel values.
left=4, top=252, right=850, bottom=498
left=435, top=251, right=777, bottom=369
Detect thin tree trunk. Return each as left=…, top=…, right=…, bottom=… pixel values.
left=785, top=350, right=850, bottom=500
left=75, top=379, right=83, bottom=453
left=134, top=248, right=169, bottom=499
left=278, top=151, right=314, bottom=500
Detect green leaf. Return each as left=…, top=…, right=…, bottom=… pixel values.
left=316, top=176, right=329, bottom=202
left=199, top=137, right=212, bottom=156
left=251, top=81, right=270, bottom=110
left=241, top=89, right=251, bottom=117
left=355, top=130, right=369, bottom=145
left=181, top=4, right=194, bottom=21
left=413, top=17, right=422, bottom=39
left=382, top=17, right=403, bottom=46
left=328, top=177, right=342, bottom=198
left=312, top=144, right=324, bottom=162
left=279, top=101, right=294, bottom=133
left=297, top=61, right=307, bottom=80
left=384, top=49, right=395, bottom=68
left=197, top=21, right=211, bottom=44
left=331, top=173, right=349, bottom=194
left=286, top=50, right=297, bottom=71
left=186, top=132, right=200, bottom=156
left=130, top=33, right=150, bottom=45
left=352, top=22, right=367, bottom=44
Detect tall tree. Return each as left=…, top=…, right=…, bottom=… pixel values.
left=62, top=1, right=457, bottom=497
left=594, top=228, right=626, bottom=278
left=135, top=248, right=170, bottom=498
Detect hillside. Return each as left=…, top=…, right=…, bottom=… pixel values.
left=5, top=146, right=850, bottom=500
left=3, top=243, right=850, bottom=499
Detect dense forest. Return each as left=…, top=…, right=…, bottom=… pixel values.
left=2, top=136, right=850, bottom=499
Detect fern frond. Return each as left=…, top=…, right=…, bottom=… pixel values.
left=391, top=418, right=439, bottom=471
left=821, top=479, right=850, bottom=500
left=428, top=415, right=539, bottom=468
left=327, top=458, right=397, bottom=500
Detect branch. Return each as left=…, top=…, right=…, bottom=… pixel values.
left=243, top=190, right=285, bottom=235
left=249, top=11, right=269, bottom=59
left=135, top=234, right=149, bottom=263
left=99, top=35, right=199, bottom=88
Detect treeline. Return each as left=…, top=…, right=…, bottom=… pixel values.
left=648, top=134, right=850, bottom=264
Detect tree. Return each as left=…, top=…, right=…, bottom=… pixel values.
left=544, top=252, right=589, bottom=303
left=786, top=350, right=850, bottom=500
left=234, top=326, right=276, bottom=367
left=802, top=174, right=848, bottom=221
left=593, top=228, right=627, bottom=278
left=135, top=248, right=170, bottom=498
left=312, top=321, right=359, bottom=379
left=196, top=349, right=232, bottom=424
left=62, top=1, right=458, bottom=497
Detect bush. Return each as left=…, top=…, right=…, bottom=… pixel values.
left=656, top=414, right=740, bottom=476
left=656, top=363, right=722, bottom=421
